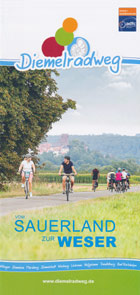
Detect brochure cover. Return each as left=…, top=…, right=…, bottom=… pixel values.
left=0, top=1, right=140, bottom=294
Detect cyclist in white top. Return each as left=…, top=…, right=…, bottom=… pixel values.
left=19, top=154, right=35, bottom=197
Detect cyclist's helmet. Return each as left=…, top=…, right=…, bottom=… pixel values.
left=25, top=153, right=32, bottom=158
left=123, top=168, right=125, bottom=171
left=118, top=168, right=121, bottom=172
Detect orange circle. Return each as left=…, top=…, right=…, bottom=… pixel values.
left=63, top=17, right=78, bottom=33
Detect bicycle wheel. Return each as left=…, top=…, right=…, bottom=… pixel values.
left=121, top=183, right=124, bottom=193
left=94, top=181, right=97, bottom=192
left=25, top=180, right=29, bottom=199
left=116, top=183, right=120, bottom=192
left=66, top=182, right=70, bottom=201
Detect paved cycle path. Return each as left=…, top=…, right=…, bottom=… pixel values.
left=0, top=186, right=140, bottom=216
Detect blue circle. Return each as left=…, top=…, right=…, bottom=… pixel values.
left=67, top=37, right=90, bottom=57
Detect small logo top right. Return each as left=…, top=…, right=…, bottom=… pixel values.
left=119, top=8, right=136, bottom=32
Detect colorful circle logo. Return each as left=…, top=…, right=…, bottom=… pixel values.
left=41, top=18, right=90, bottom=58
left=42, top=17, right=78, bottom=57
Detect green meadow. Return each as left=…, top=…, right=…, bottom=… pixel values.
left=0, top=192, right=140, bottom=260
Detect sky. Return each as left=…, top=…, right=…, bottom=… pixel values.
left=48, top=65, right=140, bottom=135
left=1, top=0, right=140, bottom=135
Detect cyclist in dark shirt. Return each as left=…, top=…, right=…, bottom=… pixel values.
left=91, top=168, right=100, bottom=190
left=59, top=156, right=77, bottom=194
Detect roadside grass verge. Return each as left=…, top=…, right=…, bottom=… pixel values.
left=0, top=192, right=139, bottom=260
left=0, top=183, right=107, bottom=198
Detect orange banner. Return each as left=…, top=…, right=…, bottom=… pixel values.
left=119, top=8, right=136, bottom=16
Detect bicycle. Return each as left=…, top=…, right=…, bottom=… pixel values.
left=61, top=173, right=75, bottom=201
left=126, top=179, right=130, bottom=190
left=93, top=180, right=98, bottom=192
left=109, top=179, right=115, bottom=192
left=115, top=181, right=121, bottom=193
left=122, top=179, right=127, bottom=193
left=24, top=171, right=31, bottom=199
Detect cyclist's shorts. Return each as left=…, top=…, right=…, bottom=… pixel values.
left=116, top=180, right=121, bottom=183
left=109, top=179, right=115, bottom=183
left=63, top=175, right=74, bottom=182
left=93, top=176, right=98, bottom=180
left=22, top=171, right=33, bottom=182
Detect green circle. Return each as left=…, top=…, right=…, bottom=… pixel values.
left=55, top=28, right=74, bottom=46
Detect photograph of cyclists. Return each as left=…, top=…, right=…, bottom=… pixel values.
left=0, top=1, right=140, bottom=294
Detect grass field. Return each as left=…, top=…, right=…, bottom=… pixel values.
left=0, top=192, right=140, bottom=260
left=0, top=182, right=107, bottom=198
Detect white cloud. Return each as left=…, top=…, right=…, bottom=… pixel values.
left=120, top=66, right=140, bottom=80
left=104, top=65, right=140, bottom=90
left=76, top=103, right=83, bottom=110
left=105, top=65, right=140, bottom=81
left=72, top=110, right=81, bottom=117
left=107, top=81, right=132, bottom=89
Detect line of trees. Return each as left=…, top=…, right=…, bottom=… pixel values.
left=39, top=140, right=140, bottom=174
left=46, top=134, right=140, bottom=164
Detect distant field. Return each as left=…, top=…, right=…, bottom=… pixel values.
left=0, top=192, right=140, bottom=260
left=36, top=172, right=140, bottom=184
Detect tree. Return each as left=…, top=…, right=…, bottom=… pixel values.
left=0, top=67, right=76, bottom=184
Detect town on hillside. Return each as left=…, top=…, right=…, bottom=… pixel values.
left=38, top=134, right=70, bottom=156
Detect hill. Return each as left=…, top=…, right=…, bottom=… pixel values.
left=45, top=134, right=140, bottom=164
